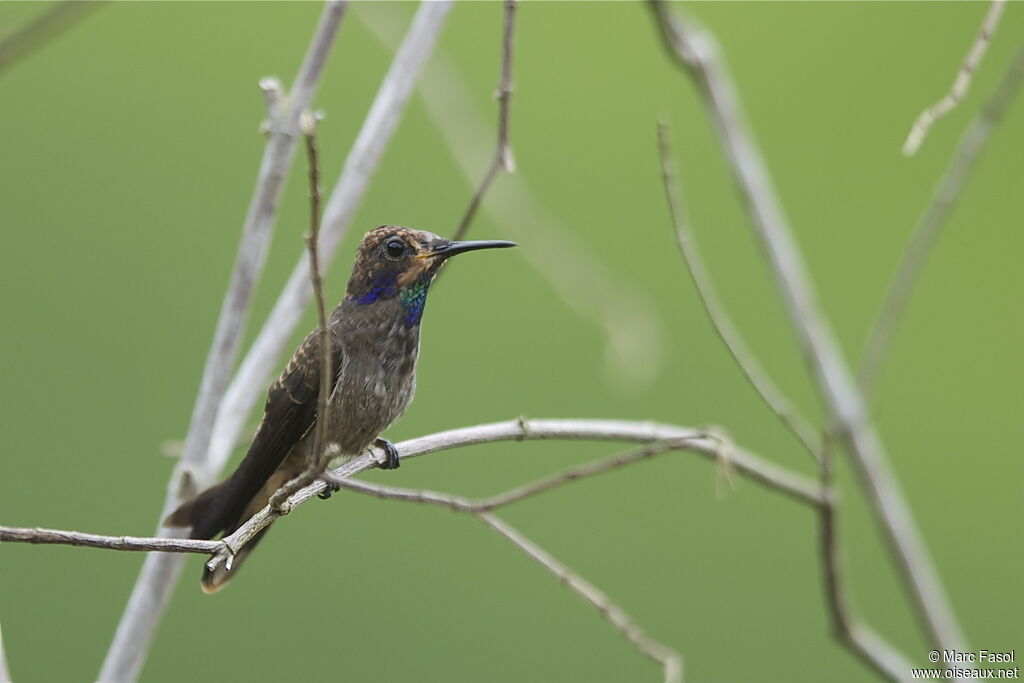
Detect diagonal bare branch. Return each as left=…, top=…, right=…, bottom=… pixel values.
left=0, top=0, right=102, bottom=76
left=477, top=512, right=683, bottom=683
left=901, top=0, right=1008, bottom=156
left=860, top=42, right=1024, bottom=396
left=267, top=111, right=338, bottom=509
left=660, top=115, right=913, bottom=681
left=452, top=0, right=517, bottom=241
left=649, top=0, right=970, bottom=671
left=303, top=112, right=331, bottom=475
left=816, top=437, right=914, bottom=682
left=205, top=1, right=454, bottom=494
left=656, top=119, right=820, bottom=462
left=360, top=4, right=668, bottom=391
left=98, top=4, right=349, bottom=681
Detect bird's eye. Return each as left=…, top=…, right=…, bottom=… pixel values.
left=385, top=238, right=405, bottom=259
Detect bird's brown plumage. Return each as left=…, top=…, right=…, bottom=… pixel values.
left=164, top=226, right=515, bottom=593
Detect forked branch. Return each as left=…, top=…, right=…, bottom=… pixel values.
left=655, top=120, right=820, bottom=462
left=650, top=0, right=969, bottom=672
left=657, top=118, right=913, bottom=682
left=99, top=4, right=349, bottom=681
left=208, top=418, right=821, bottom=574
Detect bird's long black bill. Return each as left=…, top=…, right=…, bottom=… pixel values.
left=430, top=239, right=517, bottom=258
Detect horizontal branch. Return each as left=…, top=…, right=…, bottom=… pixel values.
left=0, top=527, right=219, bottom=554
left=208, top=418, right=822, bottom=574
left=1, top=418, right=821, bottom=559
left=326, top=437, right=702, bottom=511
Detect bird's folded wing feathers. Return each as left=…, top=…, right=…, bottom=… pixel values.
left=182, top=329, right=340, bottom=540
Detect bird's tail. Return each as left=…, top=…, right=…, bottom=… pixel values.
left=199, top=527, right=271, bottom=594
left=163, top=479, right=236, bottom=540
left=164, top=476, right=276, bottom=594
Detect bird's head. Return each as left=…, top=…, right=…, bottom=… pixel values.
left=345, top=226, right=516, bottom=326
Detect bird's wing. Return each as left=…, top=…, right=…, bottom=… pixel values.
left=178, top=328, right=341, bottom=540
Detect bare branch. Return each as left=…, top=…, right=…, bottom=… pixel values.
left=0, top=0, right=101, bottom=76
left=477, top=512, right=683, bottom=683
left=1, top=419, right=819, bottom=560
left=860, top=42, right=1024, bottom=396
left=649, top=0, right=970, bottom=667
left=205, top=0, right=454, bottom=495
left=472, top=438, right=703, bottom=510
left=816, top=438, right=914, bottom=681
left=320, top=473, right=688, bottom=680
left=259, top=76, right=284, bottom=130
left=267, top=111, right=336, bottom=509
left=303, top=110, right=330, bottom=473
left=205, top=417, right=822, bottom=578
left=0, top=526, right=220, bottom=554
left=361, top=5, right=668, bottom=391
left=901, top=0, right=1008, bottom=156
left=656, top=119, right=820, bottom=462
left=99, top=4, right=349, bottom=681
left=324, top=435, right=772, bottom=512
left=0, top=620, right=10, bottom=683
left=451, top=0, right=517, bottom=241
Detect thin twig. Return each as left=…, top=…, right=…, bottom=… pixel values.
left=304, top=112, right=328, bottom=447
left=267, top=111, right=336, bottom=510
left=649, top=0, right=969, bottom=672
left=901, top=0, right=1008, bottom=156
left=304, top=114, right=329, bottom=464
left=816, top=436, right=913, bottom=681
left=360, top=5, right=667, bottom=390
left=204, top=0, right=454, bottom=494
left=323, top=474, right=686, bottom=680
left=860, top=42, right=1024, bottom=396
left=0, top=0, right=102, bottom=75
left=451, top=0, right=517, bottom=241
left=477, top=512, right=683, bottom=683
left=655, top=119, right=820, bottom=462
left=325, top=436, right=740, bottom=512
left=472, top=438, right=704, bottom=510
left=0, top=527, right=221, bottom=554
left=99, top=4, right=348, bottom=681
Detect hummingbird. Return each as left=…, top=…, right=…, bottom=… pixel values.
left=165, top=226, right=516, bottom=593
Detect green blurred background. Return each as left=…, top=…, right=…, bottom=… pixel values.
left=1, top=2, right=1021, bottom=681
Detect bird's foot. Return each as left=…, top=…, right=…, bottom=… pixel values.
left=317, top=481, right=340, bottom=500
left=375, top=438, right=401, bottom=470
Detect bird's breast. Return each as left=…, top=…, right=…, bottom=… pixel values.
left=325, top=309, right=421, bottom=455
